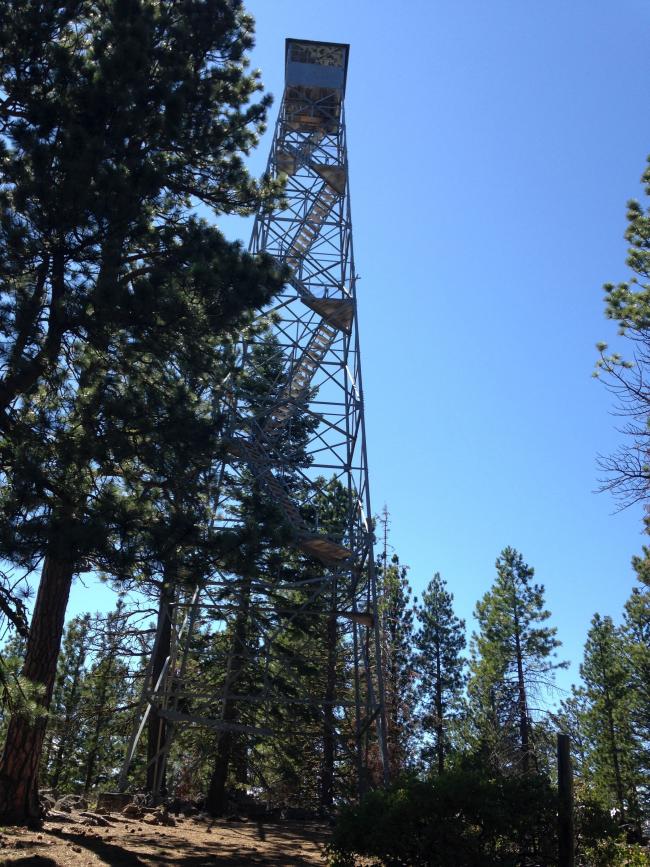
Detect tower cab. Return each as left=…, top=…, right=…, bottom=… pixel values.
left=284, top=39, right=349, bottom=132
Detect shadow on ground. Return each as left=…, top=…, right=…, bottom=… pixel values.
left=44, top=819, right=328, bottom=866
left=1, top=858, right=59, bottom=867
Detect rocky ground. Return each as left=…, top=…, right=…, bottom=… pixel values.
left=0, top=799, right=330, bottom=866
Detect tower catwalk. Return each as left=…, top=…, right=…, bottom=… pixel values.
left=119, top=39, right=388, bottom=805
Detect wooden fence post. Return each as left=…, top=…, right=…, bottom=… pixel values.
left=557, top=733, right=575, bottom=867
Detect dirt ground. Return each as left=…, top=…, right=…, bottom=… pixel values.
left=0, top=815, right=330, bottom=866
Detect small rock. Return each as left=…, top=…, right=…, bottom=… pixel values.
left=145, top=805, right=176, bottom=827
left=96, top=792, right=133, bottom=813
left=122, top=802, right=144, bottom=819
left=80, top=811, right=111, bottom=827
left=46, top=810, right=78, bottom=824
left=55, top=794, right=88, bottom=813
left=40, top=794, right=56, bottom=812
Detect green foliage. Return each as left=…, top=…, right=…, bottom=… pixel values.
left=601, top=157, right=650, bottom=334
left=626, top=551, right=650, bottom=769
left=378, top=547, right=417, bottom=776
left=327, top=769, right=560, bottom=867
left=579, top=614, right=643, bottom=825
left=34, top=602, right=137, bottom=794
left=596, top=156, right=650, bottom=506
left=580, top=840, right=650, bottom=867
left=468, top=547, right=565, bottom=773
left=0, top=5, right=288, bottom=819
left=414, top=572, right=466, bottom=773
left=77, top=602, right=135, bottom=794
left=0, top=0, right=287, bottom=580
left=0, top=633, right=45, bottom=735
left=473, top=548, right=562, bottom=682
left=43, top=614, right=92, bottom=791
left=549, top=691, right=591, bottom=782
left=0, top=0, right=283, bottom=416
left=327, top=769, right=644, bottom=867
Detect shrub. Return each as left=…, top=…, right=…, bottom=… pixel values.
left=327, top=769, right=558, bottom=867
left=327, top=768, right=641, bottom=867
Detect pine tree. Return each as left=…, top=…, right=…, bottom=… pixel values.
left=549, top=690, right=591, bottom=786
left=0, top=0, right=280, bottom=417
left=0, top=632, right=29, bottom=743
left=79, top=602, right=133, bottom=795
left=0, top=0, right=284, bottom=824
left=580, top=613, right=643, bottom=829
left=198, top=333, right=323, bottom=815
left=469, top=547, right=566, bottom=774
left=414, top=572, right=466, bottom=774
left=625, top=549, right=650, bottom=788
left=595, top=155, right=650, bottom=507
left=43, top=615, right=91, bottom=793
left=378, top=550, right=416, bottom=777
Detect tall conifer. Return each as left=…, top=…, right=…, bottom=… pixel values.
left=414, top=572, right=466, bottom=774
left=0, top=0, right=283, bottom=824
left=580, top=613, right=642, bottom=829
left=469, top=547, right=565, bottom=774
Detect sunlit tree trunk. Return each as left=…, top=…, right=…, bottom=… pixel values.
left=0, top=550, right=74, bottom=825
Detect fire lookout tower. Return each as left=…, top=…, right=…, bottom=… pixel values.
left=121, top=39, right=389, bottom=807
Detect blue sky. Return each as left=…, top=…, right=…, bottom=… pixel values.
left=69, top=0, right=650, bottom=698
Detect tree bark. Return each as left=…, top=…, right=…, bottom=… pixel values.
left=206, top=575, right=251, bottom=817
left=0, top=249, right=66, bottom=427
left=557, top=734, right=575, bottom=867
left=0, top=552, right=74, bottom=825
left=146, top=578, right=175, bottom=798
left=513, top=606, right=530, bottom=773
left=605, top=697, right=626, bottom=819
left=434, top=634, right=444, bottom=775
left=232, top=739, right=248, bottom=785
left=321, top=583, right=338, bottom=810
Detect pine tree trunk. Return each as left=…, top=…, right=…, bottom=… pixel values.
left=0, top=552, right=74, bottom=825
left=206, top=728, right=234, bottom=816
left=605, top=697, right=626, bottom=818
left=513, top=609, right=530, bottom=773
left=435, top=638, right=444, bottom=775
left=321, top=586, right=338, bottom=810
left=146, top=579, right=175, bottom=797
left=232, top=740, right=248, bottom=785
left=206, top=575, right=251, bottom=817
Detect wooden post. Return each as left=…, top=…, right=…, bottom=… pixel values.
left=557, top=733, right=575, bottom=867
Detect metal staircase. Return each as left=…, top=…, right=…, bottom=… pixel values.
left=262, top=319, right=338, bottom=436
left=286, top=183, right=338, bottom=269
